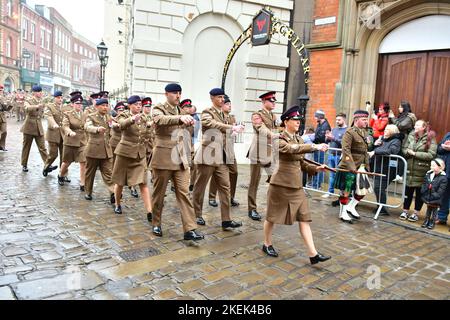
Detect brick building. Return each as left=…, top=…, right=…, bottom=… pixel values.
left=71, top=32, right=100, bottom=96
left=20, top=2, right=53, bottom=92
left=0, top=0, right=21, bottom=92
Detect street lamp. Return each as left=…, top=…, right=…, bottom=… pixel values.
left=97, top=40, right=108, bottom=92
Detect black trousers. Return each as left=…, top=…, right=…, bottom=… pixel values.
left=403, top=186, right=424, bottom=211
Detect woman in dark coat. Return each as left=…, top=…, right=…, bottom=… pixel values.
left=262, top=106, right=331, bottom=265
left=368, top=125, right=402, bottom=214
left=394, top=101, right=417, bottom=145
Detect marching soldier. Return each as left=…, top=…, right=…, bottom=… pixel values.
left=84, top=92, right=99, bottom=116
left=84, top=98, right=115, bottom=203
left=192, top=88, right=244, bottom=229
left=208, top=94, right=239, bottom=207
left=247, top=91, right=280, bottom=221
left=58, top=94, right=87, bottom=191
left=180, top=98, right=195, bottom=190
left=111, top=95, right=152, bottom=216
left=20, top=85, right=50, bottom=172
left=0, top=85, right=13, bottom=151
left=334, top=110, right=371, bottom=223
left=142, top=97, right=155, bottom=167
left=150, top=83, right=204, bottom=241
left=109, top=101, right=126, bottom=165
left=43, top=91, right=65, bottom=177
left=13, top=89, right=25, bottom=122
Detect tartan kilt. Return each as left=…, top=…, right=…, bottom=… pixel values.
left=333, top=171, right=356, bottom=194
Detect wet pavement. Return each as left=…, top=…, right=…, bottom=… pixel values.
left=0, top=118, right=449, bottom=300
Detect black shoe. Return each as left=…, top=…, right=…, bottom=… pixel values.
left=64, top=176, right=71, bottom=183
left=0, top=147, right=7, bottom=151
left=22, top=166, right=29, bottom=172
left=427, top=219, right=435, bottom=230
left=110, top=193, right=115, bottom=204
left=248, top=210, right=262, bottom=221
left=42, top=168, right=48, bottom=177
left=262, top=244, right=278, bottom=257
left=84, top=194, right=93, bottom=201
left=130, top=188, right=138, bottom=198
left=196, top=217, right=206, bottom=226
left=152, top=226, right=162, bottom=237
left=171, top=186, right=176, bottom=192
left=147, top=212, right=152, bottom=222
left=189, top=185, right=193, bottom=192
left=231, top=199, right=240, bottom=207
left=57, top=175, right=65, bottom=186
left=222, top=220, right=242, bottom=230
left=421, top=218, right=430, bottom=228
left=310, top=252, right=331, bottom=265
left=47, top=165, right=57, bottom=172
left=114, top=205, right=122, bottom=215
left=331, top=200, right=340, bottom=207
left=184, top=230, right=204, bottom=241
left=80, top=185, right=85, bottom=192
left=208, top=199, right=218, bottom=207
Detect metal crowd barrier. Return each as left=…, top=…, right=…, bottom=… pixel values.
left=303, top=147, right=408, bottom=220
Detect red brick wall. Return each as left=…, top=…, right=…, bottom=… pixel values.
left=311, top=0, right=340, bottom=44
left=307, top=48, right=342, bottom=127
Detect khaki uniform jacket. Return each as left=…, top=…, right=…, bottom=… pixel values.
left=194, top=106, right=234, bottom=166
left=142, top=112, right=155, bottom=154
left=44, top=102, right=65, bottom=143
left=21, top=96, right=45, bottom=136
left=84, top=111, right=113, bottom=159
left=247, top=108, right=277, bottom=164
left=0, top=95, right=13, bottom=123
left=151, top=102, right=191, bottom=170
left=109, top=117, right=122, bottom=149
left=114, top=111, right=148, bottom=159
left=13, top=95, right=25, bottom=110
left=337, top=126, right=370, bottom=172
left=62, top=110, right=87, bottom=147
left=269, top=131, right=317, bottom=189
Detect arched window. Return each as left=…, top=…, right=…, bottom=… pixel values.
left=6, top=37, right=12, bottom=57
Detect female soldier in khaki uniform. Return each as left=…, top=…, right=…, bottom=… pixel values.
left=111, top=95, right=152, bottom=216
left=58, top=94, right=87, bottom=190
left=262, top=106, right=331, bottom=265
left=109, top=101, right=126, bottom=164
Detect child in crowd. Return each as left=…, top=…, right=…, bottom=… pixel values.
left=420, top=158, right=447, bottom=229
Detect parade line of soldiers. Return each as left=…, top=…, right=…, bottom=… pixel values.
left=0, top=83, right=341, bottom=265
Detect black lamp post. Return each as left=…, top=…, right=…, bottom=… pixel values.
left=97, top=40, right=108, bottom=92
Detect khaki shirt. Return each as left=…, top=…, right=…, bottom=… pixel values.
left=114, top=111, right=148, bottom=160
left=44, top=102, right=65, bottom=143
left=62, top=110, right=87, bottom=147
left=247, top=108, right=278, bottom=164
left=21, top=96, right=45, bottom=136
left=84, top=111, right=113, bottom=159
left=337, top=126, right=370, bottom=172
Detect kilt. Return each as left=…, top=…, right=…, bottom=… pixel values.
left=62, top=145, right=86, bottom=164
left=266, top=184, right=312, bottom=225
left=333, top=171, right=356, bottom=193
left=112, top=154, right=148, bottom=186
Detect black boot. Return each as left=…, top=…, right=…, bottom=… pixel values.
left=421, top=209, right=431, bottom=228
left=310, top=252, right=331, bottom=265
left=57, top=175, right=65, bottom=186
left=427, top=209, right=437, bottom=230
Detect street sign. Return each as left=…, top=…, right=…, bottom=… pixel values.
left=251, top=9, right=273, bottom=46
left=22, top=52, right=31, bottom=59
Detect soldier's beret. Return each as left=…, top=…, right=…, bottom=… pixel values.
left=53, top=90, right=63, bottom=98
left=165, top=83, right=182, bottom=93
left=209, top=88, right=224, bottom=96
left=353, top=110, right=369, bottom=118
left=114, top=101, right=126, bottom=111
left=127, top=95, right=142, bottom=105
left=70, top=90, right=82, bottom=97
left=95, top=98, right=109, bottom=106
left=259, top=91, right=276, bottom=101
left=180, top=99, right=192, bottom=108
left=281, top=105, right=301, bottom=123
left=99, top=91, right=109, bottom=98
left=70, top=95, right=83, bottom=103
left=224, top=95, right=231, bottom=104
left=89, top=92, right=100, bottom=99
left=142, top=97, right=152, bottom=107
left=32, top=85, right=42, bottom=92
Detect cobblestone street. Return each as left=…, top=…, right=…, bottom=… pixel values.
left=0, top=118, right=449, bottom=300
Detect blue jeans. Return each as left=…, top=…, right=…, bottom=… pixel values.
left=328, top=153, right=340, bottom=193
left=312, top=151, right=325, bottom=189
left=437, top=178, right=450, bottom=222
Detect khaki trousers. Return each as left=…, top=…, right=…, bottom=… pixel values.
left=209, top=160, right=238, bottom=200
left=0, top=122, right=6, bottom=149
left=21, top=134, right=48, bottom=167
left=247, top=163, right=271, bottom=212
left=151, top=168, right=197, bottom=232
left=85, top=157, right=115, bottom=196
left=45, top=142, right=63, bottom=168
left=193, top=164, right=231, bottom=222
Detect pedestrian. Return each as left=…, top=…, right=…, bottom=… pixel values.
left=420, top=158, right=447, bottom=229
left=312, top=109, right=331, bottom=189
left=43, top=90, right=65, bottom=177
left=20, top=85, right=50, bottom=172
left=111, top=95, right=152, bottom=217
left=247, top=91, right=280, bottom=221
left=58, top=94, right=87, bottom=191
left=208, top=94, right=240, bottom=208
left=436, top=132, right=450, bottom=227
left=334, top=110, right=371, bottom=223
left=369, top=102, right=390, bottom=139
left=394, top=101, right=417, bottom=145
left=368, top=124, right=402, bottom=214
left=0, top=84, right=13, bottom=151
left=83, top=98, right=116, bottom=203
left=193, top=88, right=244, bottom=229
left=400, top=120, right=437, bottom=222
left=323, top=113, right=347, bottom=197
left=262, top=105, right=331, bottom=264
left=150, top=83, right=204, bottom=241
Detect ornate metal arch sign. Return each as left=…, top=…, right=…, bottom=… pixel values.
left=222, top=7, right=310, bottom=91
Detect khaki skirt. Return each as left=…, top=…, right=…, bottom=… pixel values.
left=62, top=145, right=86, bottom=164
left=112, top=154, right=147, bottom=186
left=266, top=184, right=312, bottom=225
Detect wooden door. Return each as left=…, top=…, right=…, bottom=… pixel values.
left=375, top=50, right=450, bottom=142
